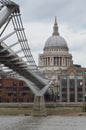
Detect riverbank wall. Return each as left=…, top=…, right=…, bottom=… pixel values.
left=0, top=102, right=84, bottom=108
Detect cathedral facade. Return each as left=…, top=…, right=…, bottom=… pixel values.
left=39, top=17, right=86, bottom=102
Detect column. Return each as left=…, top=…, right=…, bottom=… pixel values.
left=66, top=57, right=67, bottom=66
left=41, top=58, right=43, bottom=66
left=42, top=58, right=44, bottom=66
left=44, top=58, right=46, bottom=66
left=63, top=57, right=64, bottom=66
left=62, top=57, right=63, bottom=66
left=67, top=76, right=70, bottom=102
left=47, top=57, right=49, bottom=66
left=46, top=57, right=47, bottom=66
left=53, top=57, right=54, bottom=66
left=59, top=57, right=62, bottom=66
left=50, top=57, right=53, bottom=66
left=75, top=76, right=77, bottom=102
left=57, top=57, right=59, bottom=66
left=67, top=58, right=69, bottom=66
left=66, top=58, right=68, bottom=66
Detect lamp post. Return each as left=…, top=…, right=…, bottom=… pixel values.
left=84, top=94, right=86, bottom=111
left=83, top=93, right=86, bottom=112
left=54, top=83, right=60, bottom=102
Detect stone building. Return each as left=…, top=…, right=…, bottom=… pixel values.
left=39, top=17, right=86, bottom=102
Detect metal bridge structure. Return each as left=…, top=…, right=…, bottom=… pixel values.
left=0, top=0, right=53, bottom=116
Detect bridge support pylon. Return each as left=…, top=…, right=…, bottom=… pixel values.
left=32, top=95, right=47, bottom=117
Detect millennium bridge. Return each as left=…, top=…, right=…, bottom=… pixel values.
left=0, top=0, right=53, bottom=116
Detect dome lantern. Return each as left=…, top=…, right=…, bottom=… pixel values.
left=52, top=16, right=59, bottom=36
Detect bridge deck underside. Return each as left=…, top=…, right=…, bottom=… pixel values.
left=0, top=44, right=46, bottom=89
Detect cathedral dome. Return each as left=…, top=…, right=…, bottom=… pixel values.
left=44, top=17, right=68, bottom=50
left=44, top=35, right=68, bottom=49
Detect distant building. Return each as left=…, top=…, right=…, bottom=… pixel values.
left=39, top=17, right=86, bottom=102
left=0, top=77, right=34, bottom=102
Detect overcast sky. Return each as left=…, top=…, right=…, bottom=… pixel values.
left=13, top=0, right=86, bottom=67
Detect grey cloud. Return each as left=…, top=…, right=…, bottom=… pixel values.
left=13, top=0, right=86, bottom=31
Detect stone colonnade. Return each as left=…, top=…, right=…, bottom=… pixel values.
left=40, top=56, right=71, bottom=67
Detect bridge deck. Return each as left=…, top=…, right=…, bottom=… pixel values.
left=0, top=43, right=47, bottom=89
